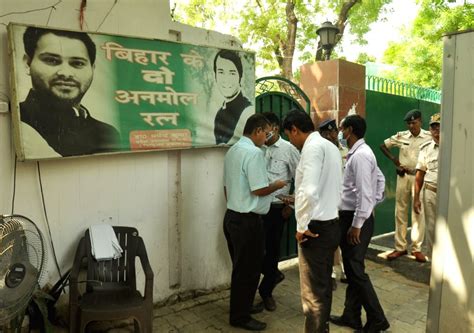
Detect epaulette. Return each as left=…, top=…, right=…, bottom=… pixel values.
left=421, top=129, right=431, bottom=136
left=420, top=141, right=431, bottom=150
left=396, top=130, right=408, bottom=138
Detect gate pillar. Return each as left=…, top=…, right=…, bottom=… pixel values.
left=299, top=59, right=366, bottom=126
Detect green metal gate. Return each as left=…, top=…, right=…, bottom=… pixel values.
left=255, top=76, right=310, bottom=260
left=366, top=90, right=440, bottom=235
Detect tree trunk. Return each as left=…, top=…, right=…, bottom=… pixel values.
left=275, top=0, right=298, bottom=81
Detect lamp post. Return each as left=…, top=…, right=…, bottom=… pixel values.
left=316, top=21, right=340, bottom=60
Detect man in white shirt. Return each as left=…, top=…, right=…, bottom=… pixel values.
left=330, top=115, right=389, bottom=333
left=257, top=112, right=300, bottom=312
left=282, top=110, right=342, bottom=333
left=223, top=113, right=287, bottom=331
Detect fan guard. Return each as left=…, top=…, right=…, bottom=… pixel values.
left=0, top=215, right=46, bottom=323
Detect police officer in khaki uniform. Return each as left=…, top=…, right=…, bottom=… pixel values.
left=414, top=113, right=440, bottom=258
left=380, top=109, right=432, bottom=262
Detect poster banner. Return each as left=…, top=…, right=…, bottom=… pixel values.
left=7, top=23, right=255, bottom=161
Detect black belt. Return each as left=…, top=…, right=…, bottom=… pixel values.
left=339, top=210, right=355, bottom=214
left=227, top=209, right=259, bottom=217
left=309, top=218, right=338, bottom=226
left=271, top=202, right=285, bottom=208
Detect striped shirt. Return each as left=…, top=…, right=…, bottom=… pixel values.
left=263, top=137, right=300, bottom=203
left=339, top=139, right=385, bottom=228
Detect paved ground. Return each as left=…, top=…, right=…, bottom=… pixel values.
left=93, top=234, right=431, bottom=333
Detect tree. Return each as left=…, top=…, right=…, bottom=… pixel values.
left=172, top=0, right=391, bottom=81
left=383, top=0, right=474, bottom=89
left=355, top=52, right=376, bottom=65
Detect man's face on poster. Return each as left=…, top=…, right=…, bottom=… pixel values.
left=215, top=56, right=241, bottom=99
left=25, top=33, right=94, bottom=106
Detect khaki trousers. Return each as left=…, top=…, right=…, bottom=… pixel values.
left=394, top=174, right=425, bottom=252
left=423, top=187, right=437, bottom=257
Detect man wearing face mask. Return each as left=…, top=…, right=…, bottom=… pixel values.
left=379, top=110, right=432, bottom=262
left=256, top=112, right=300, bottom=312
left=20, top=26, right=120, bottom=158
left=223, top=113, right=287, bottom=331
left=330, top=115, right=389, bottom=333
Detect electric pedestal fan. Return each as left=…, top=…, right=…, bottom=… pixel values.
left=0, top=214, right=46, bottom=332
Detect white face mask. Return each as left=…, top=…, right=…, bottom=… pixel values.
left=338, top=131, right=348, bottom=148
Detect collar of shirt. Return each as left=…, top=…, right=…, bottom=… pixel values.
left=346, top=138, right=365, bottom=160
left=302, top=131, right=321, bottom=149
left=265, top=136, right=283, bottom=150
left=409, top=129, right=430, bottom=139
left=239, top=136, right=255, bottom=147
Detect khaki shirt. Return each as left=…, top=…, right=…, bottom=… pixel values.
left=416, top=140, right=439, bottom=187
left=384, top=129, right=432, bottom=169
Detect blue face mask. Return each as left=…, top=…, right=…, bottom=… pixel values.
left=338, top=131, right=348, bottom=148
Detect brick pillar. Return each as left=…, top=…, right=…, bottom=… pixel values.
left=299, top=59, right=365, bottom=127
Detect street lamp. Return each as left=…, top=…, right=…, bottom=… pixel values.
left=316, top=21, right=340, bottom=60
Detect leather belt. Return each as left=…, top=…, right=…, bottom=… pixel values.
left=271, top=202, right=285, bottom=208
left=425, top=183, right=437, bottom=193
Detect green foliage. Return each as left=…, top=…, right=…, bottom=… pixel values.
left=382, top=0, right=474, bottom=89
left=355, top=52, right=376, bottom=65
left=173, top=0, right=392, bottom=79
left=330, top=0, right=391, bottom=44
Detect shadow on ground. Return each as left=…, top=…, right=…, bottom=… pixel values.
left=368, top=233, right=432, bottom=285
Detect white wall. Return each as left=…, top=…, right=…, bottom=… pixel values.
left=427, top=30, right=474, bottom=332
left=0, top=0, right=243, bottom=302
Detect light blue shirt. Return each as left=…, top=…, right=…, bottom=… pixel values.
left=339, top=139, right=385, bottom=228
left=224, top=136, right=272, bottom=214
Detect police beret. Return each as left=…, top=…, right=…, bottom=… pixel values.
left=319, top=119, right=337, bottom=131
left=404, top=109, right=421, bottom=121
left=429, top=113, right=441, bottom=125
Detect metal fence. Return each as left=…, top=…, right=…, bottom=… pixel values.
left=366, top=75, right=441, bottom=104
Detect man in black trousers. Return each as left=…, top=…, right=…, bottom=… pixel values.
left=223, top=113, right=286, bottom=331
left=330, top=115, right=390, bottom=333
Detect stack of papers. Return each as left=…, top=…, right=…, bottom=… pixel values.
left=89, top=224, right=123, bottom=261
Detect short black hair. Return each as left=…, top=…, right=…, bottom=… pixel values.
left=261, top=112, right=280, bottom=128
left=243, top=113, right=271, bottom=135
left=213, top=49, right=243, bottom=81
left=341, top=115, right=366, bottom=139
left=23, top=26, right=96, bottom=65
left=282, top=109, right=314, bottom=133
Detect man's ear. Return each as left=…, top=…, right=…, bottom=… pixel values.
left=347, top=126, right=354, bottom=136
left=291, top=125, right=299, bottom=135
left=23, top=54, right=31, bottom=75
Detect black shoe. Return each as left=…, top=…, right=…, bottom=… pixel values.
left=330, top=315, right=363, bottom=330
left=340, top=276, right=348, bottom=284
left=332, top=277, right=337, bottom=290
left=250, top=302, right=264, bottom=314
left=363, top=319, right=390, bottom=332
left=274, top=271, right=285, bottom=286
left=262, top=296, right=276, bottom=311
left=230, top=318, right=267, bottom=331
